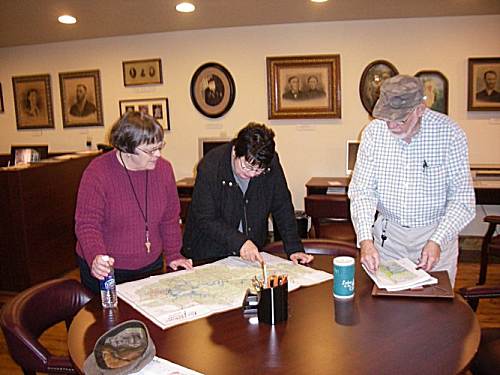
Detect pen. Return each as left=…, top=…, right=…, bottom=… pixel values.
left=261, top=261, right=267, bottom=287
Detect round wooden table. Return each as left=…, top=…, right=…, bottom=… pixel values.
left=68, top=256, right=480, bottom=374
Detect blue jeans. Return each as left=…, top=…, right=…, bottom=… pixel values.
left=78, top=255, right=164, bottom=294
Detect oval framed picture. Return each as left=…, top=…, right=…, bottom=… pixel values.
left=190, top=62, right=236, bottom=118
left=415, top=70, right=449, bottom=115
left=359, top=60, right=399, bottom=115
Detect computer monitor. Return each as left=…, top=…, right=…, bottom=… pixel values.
left=346, top=140, right=360, bottom=175
left=10, top=145, right=49, bottom=166
left=198, top=137, right=231, bottom=160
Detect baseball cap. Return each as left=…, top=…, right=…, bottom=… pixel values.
left=83, top=320, right=155, bottom=375
left=372, top=75, right=425, bottom=122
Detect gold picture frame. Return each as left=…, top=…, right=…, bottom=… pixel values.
left=266, top=54, right=341, bottom=119
left=59, top=70, right=104, bottom=128
left=122, top=58, right=163, bottom=86
left=468, top=57, right=500, bottom=111
left=12, top=74, right=55, bottom=130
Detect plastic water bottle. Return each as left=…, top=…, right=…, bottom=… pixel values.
left=99, top=255, right=118, bottom=308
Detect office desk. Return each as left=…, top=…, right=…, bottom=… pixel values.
left=68, top=256, right=479, bottom=375
left=305, top=176, right=500, bottom=205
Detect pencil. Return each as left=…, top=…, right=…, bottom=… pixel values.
left=261, top=261, right=268, bottom=286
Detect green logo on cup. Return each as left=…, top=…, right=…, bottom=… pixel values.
left=333, top=256, right=355, bottom=299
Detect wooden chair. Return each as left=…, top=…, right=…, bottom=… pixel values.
left=458, top=285, right=500, bottom=375
left=304, top=195, right=356, bottom=243
left=0, top=278, right=93, bottom=374
left=478, top=215, right=500, bottom=285
left=263, top=239, right=357, bottom=258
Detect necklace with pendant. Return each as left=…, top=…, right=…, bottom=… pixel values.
left=120, top=152, right=151, bottom=253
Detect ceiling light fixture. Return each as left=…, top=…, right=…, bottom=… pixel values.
left=58, top=15, right=77, bottom=24
left=176, top=2, right=195, bottom=13
left=310, top=0, right=329, bottom=3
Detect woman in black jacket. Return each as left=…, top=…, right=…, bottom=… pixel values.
left=182, top=122, right=313, bottom=265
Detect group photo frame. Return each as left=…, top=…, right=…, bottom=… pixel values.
left=266, top=54, right=341, bottom=119
left=122, top=58, right=163, bottom=86
left=415, top=70, right=449, bottom=115
left=190, top=62, right=236, bottom=119
left=468, top=57, right=500, bottom=111
left=59, top=70, right=104, bottom=128
left=119, top=97, right=171, bottom=130
left=12, top=74, right=55, bottom=130
left=359, top=60, right=399, bottom=116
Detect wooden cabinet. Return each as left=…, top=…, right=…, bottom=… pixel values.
left=0, top=152, right=100, bottom=292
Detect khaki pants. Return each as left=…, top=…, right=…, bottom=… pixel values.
left=373, top=215, right=458, bottom=286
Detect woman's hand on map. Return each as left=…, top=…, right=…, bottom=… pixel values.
left=290, top=252, right=314, bottom=264
left=240, top=240, right=264, bottom=263
left=360, top=240, right=379, bottom=272
left=169, top=257, right=193, bottom=271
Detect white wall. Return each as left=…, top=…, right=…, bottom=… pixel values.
left=1, top=15, right=500, bottom=233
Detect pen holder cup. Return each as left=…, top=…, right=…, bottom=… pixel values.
left=257, top=283, right=288, bottom=325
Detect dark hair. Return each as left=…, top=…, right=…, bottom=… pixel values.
left=109, top=111, right=164, bottom=153
left=484, top=70, right=497, bottom=79
left=234, top=122, right=275, bottom=169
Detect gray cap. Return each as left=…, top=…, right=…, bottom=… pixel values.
left=83, top=320, right=155, bottom=375
left=372, top=75, right=424, bottom=122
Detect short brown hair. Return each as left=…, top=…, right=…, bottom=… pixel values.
left=109, top=111, right=164, bottom=153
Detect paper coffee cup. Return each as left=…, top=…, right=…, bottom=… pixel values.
left=333, top=256, right=355, bottom=299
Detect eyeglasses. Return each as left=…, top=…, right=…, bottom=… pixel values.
left=239, top=157, right=266, bottom=175
left=136, top=142, right=165, bottom=156
left=388, top=108, right=416, bottom=127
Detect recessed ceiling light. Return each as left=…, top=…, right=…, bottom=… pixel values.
left=58, top=15, right=77, bottom=24
left=311, top=0, right=329, bottom=3
left=176, top=2, right=195, bottom=13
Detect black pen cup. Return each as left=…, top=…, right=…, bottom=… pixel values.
left=257, top=283, right=288, bottom=325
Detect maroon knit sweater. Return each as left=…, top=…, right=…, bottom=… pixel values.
left=75, top=150, right=182, bottom=270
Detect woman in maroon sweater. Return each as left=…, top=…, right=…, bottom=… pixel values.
left=75, top=111, right=192, bottom=293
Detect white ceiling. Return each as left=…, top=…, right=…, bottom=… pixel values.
left=2, top=0, right=500, bottom=48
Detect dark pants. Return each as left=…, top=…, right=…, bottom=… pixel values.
left=77, top=255, right=164, bottom=294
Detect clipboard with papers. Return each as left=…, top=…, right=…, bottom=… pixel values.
left=363, top=258, right=454, bottom=299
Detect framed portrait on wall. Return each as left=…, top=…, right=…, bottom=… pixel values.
left=415, top=70, right=449, bottom=115
left=359, top=60, right=399, bottom=116
left=468, top=57, right=500, bottom=111
left=190, top=62, right=236, bottom=118
left=122, top=58, right=163, bottom=86
left=119, top=97, right=170, bottom=130
left=12, top=74, right=55, bottom=130
left=59, top=70, right=104, bottom=128
left=266, top=54, right=341, bottom=119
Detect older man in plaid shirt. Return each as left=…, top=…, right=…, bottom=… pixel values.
left=348, top=75, right=475, bottom=285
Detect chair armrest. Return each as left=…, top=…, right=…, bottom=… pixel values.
left=484, top=215, right=500, bottom=224
left=459, top=285, right=500, bottom=300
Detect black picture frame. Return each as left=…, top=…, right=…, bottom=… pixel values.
left=0, top=83, right=4, bottom=113
left=119, top=97, right=171, bottom=130
left=122, top=58, right=163, bottom=86
left=59, top=70, right=104, bottom=128
left=468, top=57, right=500, bottom=111
left=266, top=54, right=341, bottom=119
left=12, top=74, right=55, bottom=130
left=190, top=62, right=236, bottom=118
left=359, top=60, right=399, bottom=116
left=414, top=70, right=449, bottom=115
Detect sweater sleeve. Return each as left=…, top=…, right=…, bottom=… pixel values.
left=75, top=164, right=108, bottom=266
left=159, top=162, right=183, bottom=261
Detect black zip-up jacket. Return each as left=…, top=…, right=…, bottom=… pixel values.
left=181, top=143, right=303, bottom=260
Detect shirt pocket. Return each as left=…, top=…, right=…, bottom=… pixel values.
left=423, top=164, right=446, bottom=196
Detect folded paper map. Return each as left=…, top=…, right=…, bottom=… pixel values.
left=362, top=258, right=437, bottom=292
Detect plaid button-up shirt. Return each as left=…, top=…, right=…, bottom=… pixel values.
left=348, top=109, right=476, bottom=247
